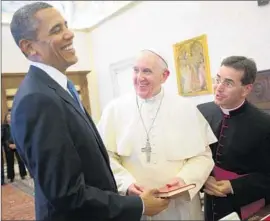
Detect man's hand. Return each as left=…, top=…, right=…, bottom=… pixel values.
left=203, top=176, right=230, bottom=197
left=140, top=189, right=170, bottom=216
left=127, top=183, right=145, bottom=196
left=9, top=144, right=16, bottom=149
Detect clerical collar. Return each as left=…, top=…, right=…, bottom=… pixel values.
left=137, top=87, right=164, bottom=104
left=220, top=100, right=246, bottom=116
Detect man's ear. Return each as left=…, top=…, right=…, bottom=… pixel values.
left=19, top=39, right=36, bottom=57
left=162, top=69, right=170, bottom=83
left=243, top=84, right=253, bottom=97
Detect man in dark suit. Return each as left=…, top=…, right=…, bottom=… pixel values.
left=10, top=2, right=169, bottom=221
left=197, top=56, right=270, bottom=221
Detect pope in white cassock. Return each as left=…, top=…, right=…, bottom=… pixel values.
left=98, top=50, right=217, bottom=220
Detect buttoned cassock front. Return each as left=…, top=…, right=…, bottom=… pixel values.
left=98, top=89, right=217, bottom=220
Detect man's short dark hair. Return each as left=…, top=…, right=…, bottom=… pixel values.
left=221, top=56, right=257, bottom=85
left=10, top=2, right=53, bottom=47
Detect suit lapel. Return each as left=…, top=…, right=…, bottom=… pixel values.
left=55, top=88, right=111, bottom=166
left=53, top=85, right=90, bottom=126
left=84, top=110, right=110, bottom=163
left=50, top=80, right=109, bottom=158
left=28, top=66, right=110, bottom=164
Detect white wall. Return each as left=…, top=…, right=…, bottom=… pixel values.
left=2, top=24, right=91, bottom=72
left=90, top=1, right=270, bottom=111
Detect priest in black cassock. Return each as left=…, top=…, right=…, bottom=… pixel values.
left=197, top=56, right=270, bottom=221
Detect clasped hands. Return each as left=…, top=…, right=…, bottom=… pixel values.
left=127, top=178, right=185, bottom=216
left=203, top=176, right=233, bottom=197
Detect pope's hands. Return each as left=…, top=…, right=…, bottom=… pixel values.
left=140, top=189, right=170, bottom=216
left=203, top=176, right=232, bottom=197
left=165, top=177, right=186, bottom=187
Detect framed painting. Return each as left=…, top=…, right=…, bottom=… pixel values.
left=173, top=34, right=213, bottom=96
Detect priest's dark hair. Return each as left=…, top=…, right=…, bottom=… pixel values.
left=221, top=56, right=257, bottom=85
left=10, top=2, right=53, bottom=49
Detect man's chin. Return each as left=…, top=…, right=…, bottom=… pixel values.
left=214, top=99, right=222, bottom=106
left=137, top=91, right=150, bottom=99
left=66, top=56, right=78, bottom=66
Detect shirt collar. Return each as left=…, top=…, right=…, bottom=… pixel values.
left=220, top=100, right=245, bottom=115
left=30, top=61, right=68, bottom=91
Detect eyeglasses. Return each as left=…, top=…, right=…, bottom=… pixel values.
left=214, top=77, right=235, bottom=88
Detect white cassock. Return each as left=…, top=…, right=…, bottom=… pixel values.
left=97, top=88, right=217, bottom=220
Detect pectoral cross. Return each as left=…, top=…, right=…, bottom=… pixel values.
left=141, top=138, right=151, bottom=163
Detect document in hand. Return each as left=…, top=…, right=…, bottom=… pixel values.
left=156, top=183, right=196, bottom=198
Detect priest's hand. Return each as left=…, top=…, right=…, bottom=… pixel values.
left=140, top=189, right=170, bottom=216
left=203, top=176, right=227, bottom=197
left=127, top=183, right=145, bottom=196
left=216, top=180, right=233, bottom=195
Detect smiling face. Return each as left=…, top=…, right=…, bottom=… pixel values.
left=132, top=51, right=170, bottom=99
left=214, top=65, right=252, bottom=109
left=19, top=7, right=78, bottom=73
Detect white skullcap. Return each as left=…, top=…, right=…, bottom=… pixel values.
left=140, top=49, right=168, bottom=68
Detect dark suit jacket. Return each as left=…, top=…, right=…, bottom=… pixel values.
left=11, top=65, right=142, bottom=221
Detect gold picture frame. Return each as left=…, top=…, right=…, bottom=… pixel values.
left=173, top=34, right=213, bottom=96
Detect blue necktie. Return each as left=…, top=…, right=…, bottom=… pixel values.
left=67, top=80, right=85, bottom=113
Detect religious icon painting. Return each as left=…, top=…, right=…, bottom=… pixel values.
left=173, top=34, right=213, bottom=96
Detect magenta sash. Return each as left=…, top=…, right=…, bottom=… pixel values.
left=213, top=165, right=265, bottom=220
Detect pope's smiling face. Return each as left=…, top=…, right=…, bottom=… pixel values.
left=132, top=51, right=169, bottom=99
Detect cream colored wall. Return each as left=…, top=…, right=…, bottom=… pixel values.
left=86, top=33, right=101, bottom=123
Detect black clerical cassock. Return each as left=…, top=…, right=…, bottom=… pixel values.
left=198, top=100, right=270, bottom=221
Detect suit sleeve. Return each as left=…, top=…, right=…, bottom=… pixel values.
left=230, top=133, right=270, bottom=207
left=11, top=93, right=142, bottom=221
